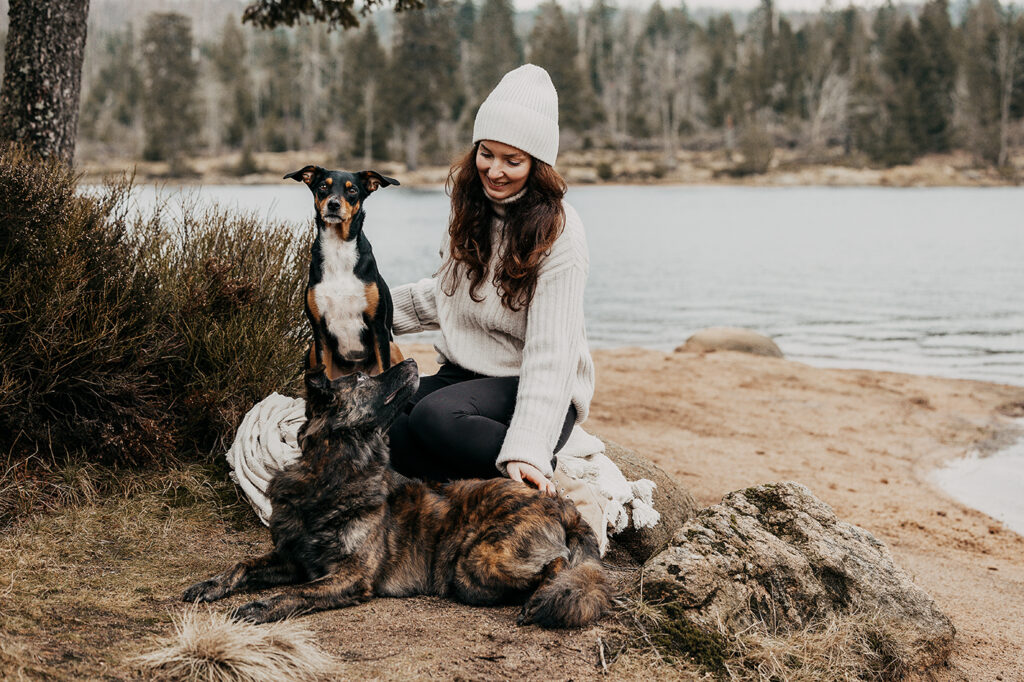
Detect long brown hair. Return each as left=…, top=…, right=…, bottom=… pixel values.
left=440, top=143, right=567, bottom=312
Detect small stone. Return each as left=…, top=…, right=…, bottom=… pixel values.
left=676, top=327, right=784, bottom=358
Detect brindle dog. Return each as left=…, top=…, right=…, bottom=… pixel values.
left=184, top=359, right=613, bottom=628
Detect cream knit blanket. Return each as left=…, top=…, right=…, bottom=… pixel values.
left=226, top=393, right=661, bottom=535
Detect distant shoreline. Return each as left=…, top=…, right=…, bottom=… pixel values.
left=78, top=147, right=1023, bottom=189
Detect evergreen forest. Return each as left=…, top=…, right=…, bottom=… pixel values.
left=24, top=0, right=1024, bottom=171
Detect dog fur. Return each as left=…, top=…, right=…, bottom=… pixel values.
left=183, top=360, right=614, bottom=628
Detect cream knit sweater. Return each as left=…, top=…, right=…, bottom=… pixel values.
left=389, top=193, right=594, bottom=477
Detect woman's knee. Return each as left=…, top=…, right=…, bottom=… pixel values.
left=406, top=394, right=460, bottom=448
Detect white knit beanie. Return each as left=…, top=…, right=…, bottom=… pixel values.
left=473, top=64, right=559, bottom=167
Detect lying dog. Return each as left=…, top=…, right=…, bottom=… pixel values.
left=285, top=165, right=403, bottom=379
left=183, top=360, right=614, bottom=628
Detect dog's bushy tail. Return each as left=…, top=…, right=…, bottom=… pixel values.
left=519, top=507, right=614, bottom=629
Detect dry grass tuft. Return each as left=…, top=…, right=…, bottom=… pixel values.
left=618, top=585, right=924, bottom=681
left=0, top=635, right=56, bottom=681
left=134, top=607, right=334, bottom=682
left=723, top=610, right=918, bottom=681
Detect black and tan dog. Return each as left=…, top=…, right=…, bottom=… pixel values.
left=285, top=165, right=403, bottom=379
left=183, top=360, right=613, bottom=628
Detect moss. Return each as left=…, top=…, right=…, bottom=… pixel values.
left=651, top=603, right=728, bottom=673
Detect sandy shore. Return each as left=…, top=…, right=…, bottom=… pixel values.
left=407, top=343, right=1024, bottom=678
left=585, top=346, right=1023, bottom=679
left=4, top=345, right=1023, bottom=680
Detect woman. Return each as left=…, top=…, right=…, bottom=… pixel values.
left=387, top=64, right=594, bottom=497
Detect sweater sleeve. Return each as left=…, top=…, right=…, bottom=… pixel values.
left=390, top=277, right=440, bottom=335
left=494, top=261, right=586, bottom=477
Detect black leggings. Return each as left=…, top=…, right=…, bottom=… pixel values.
left=387, top=363, right=577, bottom=481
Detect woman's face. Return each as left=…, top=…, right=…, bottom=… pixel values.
left=476, top=140, right=532, bottom=201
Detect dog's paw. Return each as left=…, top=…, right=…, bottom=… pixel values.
left=182, top=578, right=228, bottom=603
left=516, top=600, right=539, bottom=627
left=231, top=599, right=274, bottom=624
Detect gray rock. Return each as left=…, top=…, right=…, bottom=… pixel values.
left=676, top=327, right=784, bottom=358
left=644, top=482, right=954, bottom=671
left=601, top=438, right=699, bottom=564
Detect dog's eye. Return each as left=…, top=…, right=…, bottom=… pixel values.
left=319, top=183, right=327, bottom=191
left=347, top=187, right=357, bottom=196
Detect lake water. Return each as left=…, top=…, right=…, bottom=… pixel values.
left=932, top=422, right=1024, bottom=536
left=127, top=182, right=1024, bottom=534
left=128, top=183, right=1024, bottom=387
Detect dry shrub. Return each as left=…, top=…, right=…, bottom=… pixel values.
left=736, top=124, right=775, bottom=175
left=0, top=142, right=307, bottom=523
left=135, top=608, right=334, bottom=682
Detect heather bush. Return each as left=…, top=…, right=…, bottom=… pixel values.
left=0, top=143, right=307, bottom=479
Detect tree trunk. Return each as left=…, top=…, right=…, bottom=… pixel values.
left=405, top=120, right=420, bottom=172
left=362, top=83, right=376, bottom=167
left=0, top=0, right=91, bottom=163
left=996, top=18, right=1019, bottom=169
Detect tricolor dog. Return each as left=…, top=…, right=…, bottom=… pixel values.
left=285, top=165, right=403, bottom=379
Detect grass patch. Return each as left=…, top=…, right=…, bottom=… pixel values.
left=0, top=464, right=265, bottom=680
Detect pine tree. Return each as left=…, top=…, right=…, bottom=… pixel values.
left=917, top=0, right=956, bottom=152
left=700, top=14, right=740, bottom=129
left=79, top=27, right=143, bottom=152
left=455, top=0, right=476, bottom=44
left=469, top=0, right=522, bottom=100
left=255, top=28, right=304, bottom=152
left=141, top=13, right=201, bottom=163
left=878, top=17, right=928, bottom=164
left=741, top=0, right=777, bottom=113
left=387, top=0, right=460, bottom=169
left=627, top=4, right=704, bottom=153
left=210, top=18, right=257, bottom=150
left=343, top=23, right=389, bottom=165
left=962, top=0, right=1023, bottom=165
left=772, top=17, right=802, bottom=118
left=528, top=1, right=600, bottom=134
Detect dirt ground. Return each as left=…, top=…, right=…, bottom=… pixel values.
left=2, top=345, right=1022, bottom=680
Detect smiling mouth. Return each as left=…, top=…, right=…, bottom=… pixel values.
left=485, top=178, right=511, bottom=193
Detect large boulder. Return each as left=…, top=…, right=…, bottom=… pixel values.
left=644, top=482, right=954, bottom=671
left=676, top=327, right=784, bottom=358
left=602, top=438, right=699, bottom=564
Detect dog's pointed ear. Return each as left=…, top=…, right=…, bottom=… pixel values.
left=284, top=165, right=325, bottom=187
left=304, top=366, right=332, bottom=401
left=358, top=171, right=400, bottom=194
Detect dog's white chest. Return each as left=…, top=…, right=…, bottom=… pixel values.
left=314, top=231, right=367, bottom=353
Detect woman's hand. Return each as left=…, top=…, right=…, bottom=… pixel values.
left=506, top=461, right=556, bottom=497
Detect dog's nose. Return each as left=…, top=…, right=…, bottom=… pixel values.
left=327, top=199, right=341, bottom=212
